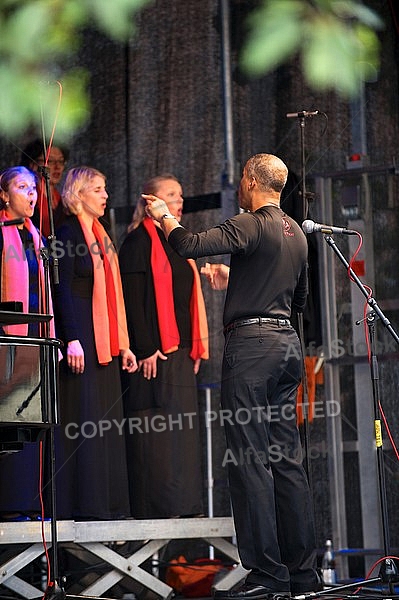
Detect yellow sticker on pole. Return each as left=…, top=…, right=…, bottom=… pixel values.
left=375, top=420, right=382, bottom=447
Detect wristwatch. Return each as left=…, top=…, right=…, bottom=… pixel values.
left=161, top=213, right=176, bottom=220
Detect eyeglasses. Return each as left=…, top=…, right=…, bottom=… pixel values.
left=48, top=159, right=66, bottom=166
left=37, top=158, right=66, bottom=167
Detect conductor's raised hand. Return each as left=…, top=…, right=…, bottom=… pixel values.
left=143, top=194, right=168, bottom=222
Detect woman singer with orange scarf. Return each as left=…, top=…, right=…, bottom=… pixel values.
left=53, top=166, right=137, bottom=520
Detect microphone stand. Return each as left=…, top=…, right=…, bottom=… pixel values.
left=298, top=234, right=399, bottom=599
left=291, top=112, right=315, bottom=480
left=0, top=192, right=63, bottom=599
left=37, top=165, right=65, bottom=600
left=299, top=114, right=309, bottom=223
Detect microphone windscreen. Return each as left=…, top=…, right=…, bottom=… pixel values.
left=301, top=220, right=314, bottom=234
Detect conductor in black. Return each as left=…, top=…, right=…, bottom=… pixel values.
left=145, top=153, right=320, bottom=599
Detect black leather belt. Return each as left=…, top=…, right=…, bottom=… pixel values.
left=224, top=316, right=291, bottom=334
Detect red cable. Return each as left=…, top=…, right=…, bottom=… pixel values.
left=346, top=232, right=399, bottom=460
left=388, top=0, right=399, bottom=36
left=39, top=80, right=63, bottom=246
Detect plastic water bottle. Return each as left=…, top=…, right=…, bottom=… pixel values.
left=321, top=539, right=336, bottom=584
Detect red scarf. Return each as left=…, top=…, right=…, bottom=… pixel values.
left=143, top=218, right=209, bottom=360
left=78, top=215, right=130, bottom=365
left=0, top=213, right=56, bottom=337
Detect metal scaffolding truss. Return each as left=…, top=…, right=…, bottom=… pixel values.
left=0, top=517, right=248, bottom=599
left=312, top=165, right=399, bottom=578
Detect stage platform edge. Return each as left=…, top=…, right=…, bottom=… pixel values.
left=0, top=517, right=248, bottom=599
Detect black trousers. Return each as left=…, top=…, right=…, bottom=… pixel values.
left=221, top=321, right=317, bottom=593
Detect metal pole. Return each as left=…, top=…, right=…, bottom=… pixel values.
left=220, top=0, right=238, bottom=220
left=205, top=386, right=215, bottom=559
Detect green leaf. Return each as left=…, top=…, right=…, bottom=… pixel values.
left=39, top=69, right=91, bottom=140
left=0, top=0, right=153, bottom=136
left=240, top=0, right=383, bottom=97
left=1, top=2, right=53, bottom=61
left=86, top=0, right=154, bottom=40
left=240, top=1, right=304, bottom=75
left=0, top=66, right=44, bottom=134
left=303, top=15, right=380, bottom=96
left=332, top=1, right=384, bottom=29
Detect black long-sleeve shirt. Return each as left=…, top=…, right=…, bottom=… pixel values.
left=168, top=205, right=308, bottom=327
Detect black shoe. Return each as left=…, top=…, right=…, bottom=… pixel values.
left=290, top=571, right=324, bottom=595
left=213, top=583, right=291, bottom=600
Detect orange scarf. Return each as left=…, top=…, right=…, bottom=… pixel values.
left=0, top=213, right=56, bottom=337
left=78, top=215, right=130, bottom=365
left=143, top=218, right=209, bottom=360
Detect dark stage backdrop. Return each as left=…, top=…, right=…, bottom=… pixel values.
left=0, top=0, right=399, bottom=574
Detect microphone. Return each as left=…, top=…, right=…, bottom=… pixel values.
left=0, top=218, right=24, bottom=227
left=302, top=219, right=358, bottom=236
left=286, top=110, right=319, bottom=118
